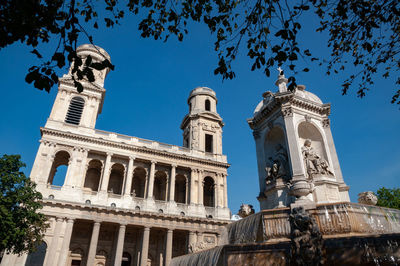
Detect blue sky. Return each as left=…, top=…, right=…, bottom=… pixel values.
left=0, top=12, right=399, bottom=212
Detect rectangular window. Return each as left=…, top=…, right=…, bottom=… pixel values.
left=205, top=134, right=213, bottom=153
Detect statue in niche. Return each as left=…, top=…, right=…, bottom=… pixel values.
left=301, top=139, right=333, bottom=179
left=265, top=144, right=290, bottom=184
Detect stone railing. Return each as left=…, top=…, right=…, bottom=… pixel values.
left=260, top=202, right=400, bottom=242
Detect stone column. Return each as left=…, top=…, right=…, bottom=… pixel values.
left=64, top=147, right=79, bottom=187
left=76, top=148, right=88, bottom=188
left=57, top=218, right=75, bottom=266
left=215, top=174, right=220, bottom=207
left=100, top=153, right=113, bottom=192
left=196, top=231, right=203, bottom=245
left=189, top=169, right=197, bottom=204
left=188, top=231, right=196, bottom=253
left=147, top=161, right=156, bottom=199
left=165, top=229, right=173, bottom=266
left=169, top=164, right=177, bottom=201
left=322, top=119, right=344, bottom=182
left=216, top=233, right=221, bottom=245
left=46, top=217, right=64, bottom=266
left=140, top=227, right=151, bottom=266
left=198, top=170, right=204, bottom=205
left=223, top=174, right=228, bottom=207
left=113, top=224, right=127, bottom=266
left=42, top=142, right=56, bottom=183
left=124, top=157, right=135, bottom=195
left=282, top=110, right=305, bottom=179
left=86, top=221, right=101, bottom=266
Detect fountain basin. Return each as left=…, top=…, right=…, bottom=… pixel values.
left=171, top=203, right=400, bottom=265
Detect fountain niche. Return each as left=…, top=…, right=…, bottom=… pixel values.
left=171, top=71, right=400, bottom=265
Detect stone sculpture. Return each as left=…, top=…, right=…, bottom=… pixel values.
left=289, top=206, right=324, bottom=266
left=237, top=203, right=255, bottom=218
left=301, top=139, right=333, bottom=179
left=265, top=144, right=290, bottom=184
left=358, top=191, right=378, bottom=206
left=188, top=241, right=214, bottom=253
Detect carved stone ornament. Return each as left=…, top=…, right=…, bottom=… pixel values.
left=289, top=207, right=324, bottom=266
left=188, top=241, right=215, bottom=253
left=322, top=118, right=330, bottom=128
left=301, top=139, right=333, bottom=179
left=288, top=179, right=314, bottom=200
left=237, top=203, right=255, bottom=218
left=282, top=107, right=293, bottom=117
left=358, top=191, right=378, bottom=206
left=265, top=144, right=290, bottom=184
left=252, top=131, right=261, bottom=139
left=267, top=121, right=274, bottom=130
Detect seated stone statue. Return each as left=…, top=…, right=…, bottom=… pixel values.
left=301, top=139, right=333, bottom=179
left=265, top=144, right=290, bottom=184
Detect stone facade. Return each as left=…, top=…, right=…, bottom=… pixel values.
left=2, top=44, right=230, bottom=266
left=247, top=69, right=350, bottom=210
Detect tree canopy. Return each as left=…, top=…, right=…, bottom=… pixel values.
left=376, top=187, right=400, bottom=210
left=0, top=154, right=48, bottom=255
left=1, top=0, right=399, bottom=103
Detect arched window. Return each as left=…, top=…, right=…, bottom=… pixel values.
left=121, top=252, right=131, bottom=266
left=65, top=96, right=85, bottom=125
left=108, top=163, right=124, bottom=195
left=25, top=241, right=47, bottom=266
left=203, top=176, right=215, bottom=207
left=175, top=174, right=187, bottom=204
left=205, top=99, right=211, bottom=111
left=83, top=160, right=102, bottom=191
left=132, top=167, right=146, bottom=198
left=154, top=171, right=167, bottom=201
left=48, top=151, right=70, bottom=186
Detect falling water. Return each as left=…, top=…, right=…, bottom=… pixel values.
left=219, top=212, right=264, bottom=245
left=170, top=246, right=224, bottom=266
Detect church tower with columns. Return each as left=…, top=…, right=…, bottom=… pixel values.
left=247, top=69, right=350, bottom=210
left=181, top=87, right=224, bottom=156
left=2, top=44, right=231, bottom=266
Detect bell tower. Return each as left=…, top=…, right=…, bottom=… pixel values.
left=180, top=87, right=224, bottom=154
left=45, top=44, right=111, bottom=133
left=247, top=70, right=350, bottom=210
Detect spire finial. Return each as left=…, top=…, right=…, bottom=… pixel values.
left=277, top=67, right=284, bottom=77
left=275, top=67, right=288, bottom=92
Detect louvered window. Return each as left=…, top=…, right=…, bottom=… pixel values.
left=65, top=97, right=85, bottom=125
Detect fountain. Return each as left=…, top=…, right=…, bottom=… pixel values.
left=171, top=70, right=400, bottom=265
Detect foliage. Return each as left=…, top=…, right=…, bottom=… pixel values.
left=0, top=155, right=48, bottom=255
left=0, top=0, right=399, bottom=103
left=376, top=187, right=400, bottom=210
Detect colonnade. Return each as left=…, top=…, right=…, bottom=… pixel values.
left=45, top=148, right=228, bottom=208
left=43, top=217, right=204, bottom=266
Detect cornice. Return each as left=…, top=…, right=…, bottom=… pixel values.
left=40, top=127, right=230, bottom=169
left=59, top=77, right=105, bottom=94
left=180, top=112, right=224, bottom=129
left=247, top=92, right=331, bottom=129
left=41, top=199, right=231, bottom=226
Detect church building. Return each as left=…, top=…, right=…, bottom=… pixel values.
left=1, top=44, right=231, bottom=266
